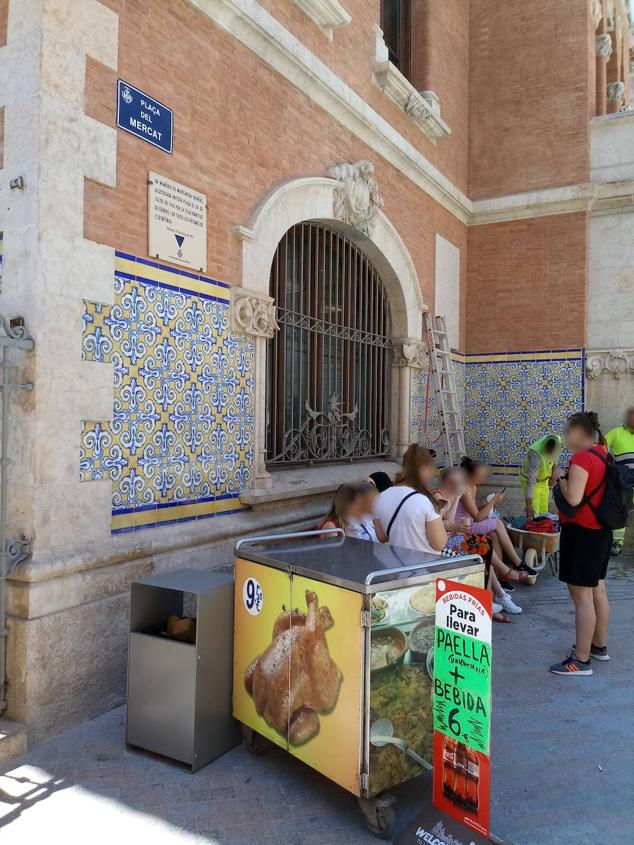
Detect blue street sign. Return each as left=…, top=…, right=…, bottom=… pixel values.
left=116, top=80, right=173, bottom=154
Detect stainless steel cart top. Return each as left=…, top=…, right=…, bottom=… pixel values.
left=235, top=532, right=483, bottom=594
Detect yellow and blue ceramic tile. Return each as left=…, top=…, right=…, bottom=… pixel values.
left=410, top=348, right=583, bottom=470
left=462, top=350, right=583, bottom=469
left=81, top=251, right=254, bottom=533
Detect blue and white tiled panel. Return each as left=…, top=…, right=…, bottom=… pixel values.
left=410, top=351, right=466, bottom=467
left=80, top=252, right=255, bottom=533
left=463, top=350, right=584, bottom=472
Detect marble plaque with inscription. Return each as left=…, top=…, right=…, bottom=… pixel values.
left=148, top=172, right=207, bottom=272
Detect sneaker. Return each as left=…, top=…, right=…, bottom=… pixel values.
left=550, top=654, right=593, bottom=675
left=498, top=593, right=522, bottom=615
left=573, top=643, right=610, bottom=662
left=492, top=602, right=503, bottom=614
left=611, top=542, right=623, bottom=557
left=499, top=580, right=515, bottom=592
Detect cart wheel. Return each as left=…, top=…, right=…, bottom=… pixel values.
left=358, top=793, right=396, bottom=840
left=240, top=724, right=273, bottom=755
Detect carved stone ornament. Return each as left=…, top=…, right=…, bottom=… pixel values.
left=591, top=0, right=603, bottom=29
left=327, top=160, right=384, bottom=237
left=607, top=80, right=625, bottom=102
left=393, top=338, right=427, bottom=369
left=291, top=0, right=351, bottom=41
left=230, top=287, right=279, bottom=338
left=586, top=349, right=634, bottom=379
left=596, top=33, right=613, bottom=58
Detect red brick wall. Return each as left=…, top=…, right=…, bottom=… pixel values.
left=222, top=0, right=469, bottom=194
left=84, top=0, right=467, bottom=320
left=411, top=0, right=470, bottom=196
left=465, top=213, right=588, bottom=353
left=469, top=0, right=591, bottom=199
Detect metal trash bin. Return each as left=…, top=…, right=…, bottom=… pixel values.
left=126, top=568, right=240, bottom=771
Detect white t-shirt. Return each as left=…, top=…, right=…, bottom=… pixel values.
left=348, top=517, right=379, bottom=543
left=375, top=485, right=441, bottom=554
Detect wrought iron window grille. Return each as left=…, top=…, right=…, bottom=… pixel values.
left=267, top=223, right=392, bottom=466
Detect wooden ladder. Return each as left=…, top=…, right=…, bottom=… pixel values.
left=423, top=312, right=466, bottom=467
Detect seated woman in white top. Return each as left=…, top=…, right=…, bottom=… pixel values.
left=319, top=482, right=383, bottom=542
left=375, top=444, right=447, bottom=554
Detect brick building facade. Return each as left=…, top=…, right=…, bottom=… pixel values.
left=0, top=0, right=632, bottom=742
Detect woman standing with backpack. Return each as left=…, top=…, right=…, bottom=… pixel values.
left=550, top=412, right=612, bottom=676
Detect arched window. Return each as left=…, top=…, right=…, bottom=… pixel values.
left=266, top=223, right=392, bottom=466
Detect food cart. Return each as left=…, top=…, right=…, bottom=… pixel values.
left=232, top=530, right=485, bottom=838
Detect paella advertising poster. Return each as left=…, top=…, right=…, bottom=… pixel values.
left=432, top=578, right=492, bottom=838
left=233, top=559, right=363, bottom=795
left=367, top=572, right=485, bottom=799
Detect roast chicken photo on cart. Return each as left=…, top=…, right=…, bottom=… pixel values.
left=244, top=590, right=343, bottom=745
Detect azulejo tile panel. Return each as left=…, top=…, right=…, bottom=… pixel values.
left=463, top=350, right=583, bottom=470
left=410, top=349, right=583, bottom=471
left=81, top=252, right=254, bottom=533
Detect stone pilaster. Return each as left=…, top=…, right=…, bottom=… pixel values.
left=392, top=338, right=426, bottom=457
left=230, top=286, right=279, bottom=489
left=0, top=0, right=118, bottom=557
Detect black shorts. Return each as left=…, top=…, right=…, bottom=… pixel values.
left=559, top=522, right=612, bottom=588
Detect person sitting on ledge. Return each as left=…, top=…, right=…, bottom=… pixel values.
left=457, top=456, right=539, bottom=586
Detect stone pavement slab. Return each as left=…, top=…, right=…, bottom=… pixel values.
left=1, top=556, right=633, bottom=845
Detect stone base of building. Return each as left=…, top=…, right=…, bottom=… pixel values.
left=6, top=461, right=399, bottom=743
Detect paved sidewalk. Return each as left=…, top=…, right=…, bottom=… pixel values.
left=1, top=556, right=633, bottom=845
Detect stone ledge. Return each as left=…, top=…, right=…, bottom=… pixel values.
left=9, top=495, right=326, bottom=591
left=372, top=26, right=450, bottom=143
left=240, top=460, right=401, bottom=506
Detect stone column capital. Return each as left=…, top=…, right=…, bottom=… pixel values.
left=596, top=33, right=613, bottom=58
left=392, top=337, right=427, bottom=369
left=586, top=349, right=634, bottom=379
left=230, top=287, right=279, bottom=338
left=607, top=80, right=625, bottom=103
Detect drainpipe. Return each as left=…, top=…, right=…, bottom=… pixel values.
left=0, top=316, right=33, bottom=714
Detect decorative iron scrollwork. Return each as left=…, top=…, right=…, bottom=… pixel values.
left=269, top=394, right=389, bottom=464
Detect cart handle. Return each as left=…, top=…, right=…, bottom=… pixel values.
left=364, top=553, right=482, bottom=585
left=234, top=528, right=345, bottom=552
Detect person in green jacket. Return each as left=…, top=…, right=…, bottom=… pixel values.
left=520, top=434, right=563, bottom=519
left=605, top=406, right=634, bottom=556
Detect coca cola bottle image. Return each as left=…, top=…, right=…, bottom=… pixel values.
left=465, top=746, right=480, bottom=812
left=452, top=742, right=468, bottom=807
left=442, top=736, right=457, bottom=800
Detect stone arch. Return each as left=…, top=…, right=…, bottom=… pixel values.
left=236, top=175, right=425, bottom=339
left=232, top=172, right=426, bottom=487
